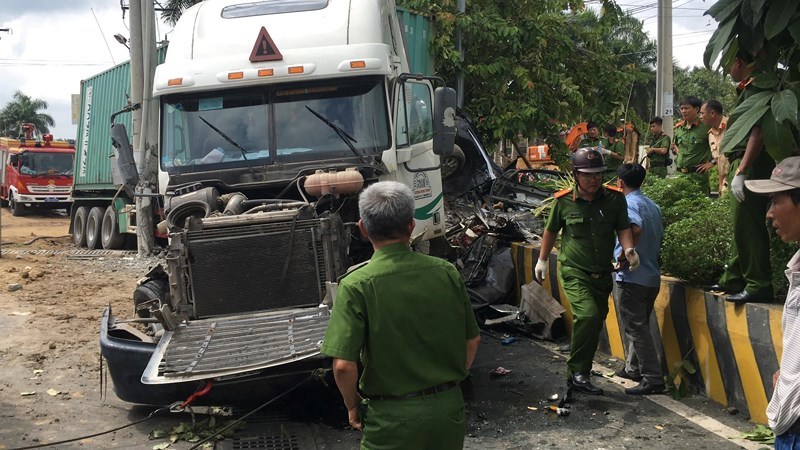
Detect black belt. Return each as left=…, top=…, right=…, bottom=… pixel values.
left=369, top=380, right=460, bottom=401
left=677, top=165, right=704, bottom=173
left=726, top=150, right=744, bottom=162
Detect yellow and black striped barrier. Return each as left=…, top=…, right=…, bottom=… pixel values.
left=511, top=242, right=783, bottom=424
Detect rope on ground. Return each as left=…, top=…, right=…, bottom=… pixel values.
left=8, top=403, right=176, bottom=450
left=23, top=235, right=71, bottom=245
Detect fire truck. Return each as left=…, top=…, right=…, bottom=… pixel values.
left=0, top=124, right=75, bottom=216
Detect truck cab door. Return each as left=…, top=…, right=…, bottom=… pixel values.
left=387, top=78, right=445, bottom=242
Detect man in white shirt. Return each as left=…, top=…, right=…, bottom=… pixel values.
left=745, top=156, right=800, bottom=448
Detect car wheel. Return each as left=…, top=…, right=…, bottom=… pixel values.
left=86, top=206, right=105, bottom=250
left=72, top=206, right=89, bottom=247
left=101, top=206, right=125, bottom=249
left=134, top=279, right=170, bottom=336
left=440, top=144, right=466, bottom=179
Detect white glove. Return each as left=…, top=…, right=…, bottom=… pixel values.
left=598, top=147, right=612, bottom=156
left=535, top=259, right=548, bottom=283
left=624, top=248, right=640, bottom=272
left=731, top=173, right=746, bottom=202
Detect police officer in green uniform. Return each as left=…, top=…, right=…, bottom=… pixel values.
left=322, top=181, right=481, bottom=449
left=673, top=96, right=712, bottom=194
left=535, top=148, right=639, bottom=395
left=601, top=124, right=626, bottom=182
left=645, top=117, right=671, bottom=178
left=713, top=52, right=781, bottom=303
left=578, top=122, right=606, bottom=149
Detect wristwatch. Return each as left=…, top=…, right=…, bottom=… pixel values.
left=736, top=166, right=746, bottom=176
left=710, top=159, right=717, bottom=166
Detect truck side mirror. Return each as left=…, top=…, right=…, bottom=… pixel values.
left=110, top=123, right=140, bottom=194
left=432, top=87, right=457, bottom=156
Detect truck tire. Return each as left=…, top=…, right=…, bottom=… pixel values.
left=85, top=206, right=105, bottom=250
left=101, top=206, right=125, bottom=249
left=440, top=144, right=466, bottom=180
left=9, top=193, right=25, bottom=217
left=134, top=279, right=170, bottom=318
left=72, top=206, right=89, bottom=247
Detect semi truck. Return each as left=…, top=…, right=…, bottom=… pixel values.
left=98, top=0, right=459, bottom=405
left=0, top=124, right=74, bottom=216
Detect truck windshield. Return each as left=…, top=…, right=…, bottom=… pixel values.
left=18, top=152, right=74, bottom=176
left=161, top=76, right=390, bottom=174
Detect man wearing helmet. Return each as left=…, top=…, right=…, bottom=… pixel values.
left=534, top=148, right=639, bottom=395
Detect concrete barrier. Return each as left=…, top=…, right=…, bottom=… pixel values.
left=511, top=242, right=783, bottom=424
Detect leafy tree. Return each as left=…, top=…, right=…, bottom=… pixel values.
left=673, top=66, right=737, bottom=116
left=0, top=91, right=55, bottom=137
left=704, top=0, right=800, bottom=160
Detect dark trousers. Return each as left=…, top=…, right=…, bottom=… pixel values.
left=719, top=154, right=775, bottom=299
left=775, top=432, right=800, bottom=450
left=614, top=280, right=664, bottom=384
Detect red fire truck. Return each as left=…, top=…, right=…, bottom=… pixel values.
left=0, top=124, right=75, bottom=216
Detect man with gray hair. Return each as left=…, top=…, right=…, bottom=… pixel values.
left=322, top=181, right=480, bottom=449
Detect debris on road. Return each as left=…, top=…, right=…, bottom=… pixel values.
left=7, top=283, right=22, bottom=291
left=490, top=367, right=512, bottom=377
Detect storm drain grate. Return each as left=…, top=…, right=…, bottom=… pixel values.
left=230, top=435, right=300, bottom=450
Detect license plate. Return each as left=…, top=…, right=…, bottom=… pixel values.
left=44, top=198, right=59, bottom=203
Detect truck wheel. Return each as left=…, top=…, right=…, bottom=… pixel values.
left=9, top=194, right=25, bottom=217
left=72, top=206, right=89, bottom=247
left=85, top=206, right=105, bottom=250
left=134, top=279, right=170, bottom=318
left=101, top=206, right=125, bottom=249
left=440, top=144, right=466, bottom=179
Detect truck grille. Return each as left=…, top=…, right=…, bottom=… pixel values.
left=26, top=184, right=71, bottom=194
left=174, top=209, right=345, bottom=318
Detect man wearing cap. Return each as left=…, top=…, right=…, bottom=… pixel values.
left=673, top=96, right=712, bottom=194
left=321, top=181, right=481, bottom=449
left=744, top=157, right=800, bottom=448
left=535, top=148, right=638, bottom=395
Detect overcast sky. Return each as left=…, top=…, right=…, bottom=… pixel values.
left=0, top=0, right=718, bottom=140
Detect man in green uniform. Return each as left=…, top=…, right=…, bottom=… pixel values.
left=321, top=181, right=481, bottom=449
left=601, top=124, right=625, bottom=182
left=644, top=117, right=671, bottom=178
left=673, top=96, right=712, bottom=194
left=712, top=52, right=778, bottom=303
left=578, top=122, right=605, bottom=149
left=535, top=148, right=638, bottom=395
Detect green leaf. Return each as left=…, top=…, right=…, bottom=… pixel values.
left=704, top=17, right=737, bottom=68
left=764, top=0, right=798, bottom=39
left=705, top=0, right=742, bottom=22
left=682, top=360, right=696, bottom=375
left=727, top=91, right=773, bottom=125
left=772, top=89, right=799, bottom=124
left=761, top=110, right=796, bottom=162
left=152, top=444, right=171, bottom=450
left=790, top=22, right=800, bottom=43
left=745, top=0, right=767, bottom=29
left=721, top=104, right=770, bottom=153
left=752, top=71, right=779, bottom=89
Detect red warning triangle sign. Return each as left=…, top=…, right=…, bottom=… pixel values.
left=249, top=26, right=283, bottom=62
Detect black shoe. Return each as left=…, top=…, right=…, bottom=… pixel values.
left=709, top=284, right=735, bottom=294
left=625, top=381, right=665, bottom=395
left=726, top=290, right=767, bottom=304
left=568, top=372, right=603, bottom=395
left=614, top=367, right=643, bottom=382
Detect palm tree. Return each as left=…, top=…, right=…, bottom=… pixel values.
left=0, top=91, right=55, bottom=137
left=160, top=0, right=203, bottom=26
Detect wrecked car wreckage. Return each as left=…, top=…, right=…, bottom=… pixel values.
left=100, top=111, right=567, bottom=406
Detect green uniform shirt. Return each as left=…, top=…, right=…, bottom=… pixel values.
left=578, top=136, right=606, bottom=149
left=321, top=243, right=479, bottom=397
left=674, top=119, right=711, bottom=168
left=604, top=138, right=625, bottom=172
left=545, top=187, right=629, bottom=273
left=646, top=132, right=671, bottom=167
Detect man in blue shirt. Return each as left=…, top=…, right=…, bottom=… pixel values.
left=612, top=164, right=666, bottom=395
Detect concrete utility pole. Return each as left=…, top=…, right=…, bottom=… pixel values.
left=655, top=0, right=674, bottom=175
left=455, top=0, right=465, bottom=108
left=129, top=2, right=143, bottom=153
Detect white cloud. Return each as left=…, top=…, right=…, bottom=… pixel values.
left=0, top=1, right=170, bottom=140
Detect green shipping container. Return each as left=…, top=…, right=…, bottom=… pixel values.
left=397, top=7, right=433, bottom=76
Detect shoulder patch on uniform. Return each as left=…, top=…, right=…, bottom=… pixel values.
left=337, top=260, right=370, bottom=282
left=674, top=120, right=685, bottom=127
left=554, top=188, right=572, bottom=199
left=604, top=184, right=623, bottom=193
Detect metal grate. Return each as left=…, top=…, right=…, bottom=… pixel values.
left=230, top=435, right=299, bottom=450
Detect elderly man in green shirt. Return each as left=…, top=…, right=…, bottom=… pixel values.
left=673, top=96, right=712, bottom=194
left=322, top=181, right=481, bottom=449
left=535, top=148, right=639, bottom=395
